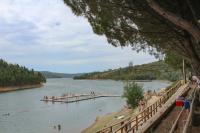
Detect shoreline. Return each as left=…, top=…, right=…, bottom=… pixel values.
left=73, top=79, right=171, bottom=83
left=73, top=78, right=155, bottom=82
left=0, top=84, right=43, bottom=93
left=82, top=95, right=161, bottom=133
left=81, top=107, right=133, bottom=133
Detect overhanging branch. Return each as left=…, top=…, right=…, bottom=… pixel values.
left=147, top=0, right=200, bottom=43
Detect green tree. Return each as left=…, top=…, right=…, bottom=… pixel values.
left=123, top=82, right=144, bottom=108
left=0, top=59, right=46, bottom=87
left=165, top=52, right=191, bottom=70
left=64, top=0, right=200, bottom=75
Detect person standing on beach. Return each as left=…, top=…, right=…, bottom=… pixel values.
left=139, top=100, right=145, bottom=112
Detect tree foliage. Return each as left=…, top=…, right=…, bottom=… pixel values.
left=164, top=52, right=191, bottom=70
left=74, top=61, right=181, bottom=81
left=123, top=82, right=144, bottom=108
left=64, top=0, right=200, bottom=74
left=0, top=59, right=46, bottom=87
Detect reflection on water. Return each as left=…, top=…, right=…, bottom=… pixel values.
left=0, top=78, right=170, bottom=133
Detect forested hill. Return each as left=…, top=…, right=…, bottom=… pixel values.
left=40, top=71, right=82, bottom=78
left=0, top=59, right=46, bottom=87
left=74, top=61, right=182, bottom=81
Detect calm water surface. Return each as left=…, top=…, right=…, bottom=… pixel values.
left=0, top=78, right=171, bottom=133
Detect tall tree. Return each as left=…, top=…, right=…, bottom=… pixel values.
left=64, top=0, right=200, bottom=74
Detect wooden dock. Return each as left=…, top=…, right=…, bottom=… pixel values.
left=41, top=93, right=121, bottom=103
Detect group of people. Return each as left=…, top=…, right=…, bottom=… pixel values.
left=53, top=124, right=61, bottom=131
left=43, top=96, right=49, bottom=99
left=90, top=91, right=95, bottom=96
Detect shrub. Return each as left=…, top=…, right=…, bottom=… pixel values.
left=122, top=82, right=144, bottom=108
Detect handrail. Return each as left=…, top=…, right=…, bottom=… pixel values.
left=182, top=86, right=197, bottom=133
left=113, top=114, right=144, bottom=132
left=169, top=107, right=184, bottom=133
left=96, top=117, right=131, bottom=133
left=96, top=81, right=183, bottom=133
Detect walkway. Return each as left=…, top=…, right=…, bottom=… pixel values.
left=136, top=83, right=189, bottom=133
left=153, top=84, right=194, bottom=133
left=191, top=92, right=200, bottom=132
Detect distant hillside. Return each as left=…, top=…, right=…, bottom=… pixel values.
left=0, top=59, right=46, bottom=87
left=74, top=61, right=182, bottom=81
left=40, top=71, right=82, bottom=78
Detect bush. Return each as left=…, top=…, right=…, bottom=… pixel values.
left=122, top=82, right=144, bottom=108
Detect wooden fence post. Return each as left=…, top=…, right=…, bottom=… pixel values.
left=155, top=102, right=158, bottom=112
left=121, top=121, right=124, bottom=133
left=124, top=124, right=128, bottom=132
left=110, top=126, right=112, bottom=132
left=150, top=105, right=153, bottom=117
left=159, top=98, right=162, bottom=107
left=132, top=128, right=135, bottom=133
left=136, top=115, right=138, bottom=130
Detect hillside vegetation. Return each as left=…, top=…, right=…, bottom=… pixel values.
left=0, top=59, right=46, bottom=87
left=40, top=71, right=82, bottom=78
left=74, top=61, right=182, bottom=81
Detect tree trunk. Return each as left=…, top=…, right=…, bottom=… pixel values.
left=182, top=40, right=200, bottom=75
left=190, top=59, right=200, bottom=75
left=174, top=34, right=200, bottom=75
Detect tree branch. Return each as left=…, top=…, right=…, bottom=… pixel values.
left=147, top=0, right=200, bottom=43
left=185, top=0, right=200, bottom=29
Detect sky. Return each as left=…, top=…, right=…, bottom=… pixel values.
left=0, top=0, right=157, bottom=73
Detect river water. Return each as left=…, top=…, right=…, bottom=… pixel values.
left=0, top=78, right=171, bottom=133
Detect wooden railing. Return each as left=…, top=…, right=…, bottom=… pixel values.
left=169, top=107, right=184, bottom=133
left=182, top=86, right=197, bottom=133
left=96, top=81, right=183, bottom=133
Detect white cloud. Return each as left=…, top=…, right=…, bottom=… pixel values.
left=0, top=0, right=157, bottom=73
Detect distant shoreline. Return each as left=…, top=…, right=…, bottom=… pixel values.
left=0, top=84, right=43, bottom=93
left=74, top=78, right=153, bottom=82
